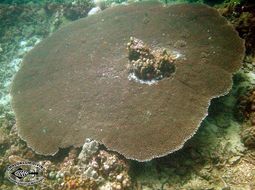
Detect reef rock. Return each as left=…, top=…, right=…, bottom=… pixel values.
left=78, top=138, right=100, bottom=163
left=241, top=126, right=255, bottom=148
left=11, top=2, right=245, bottom=161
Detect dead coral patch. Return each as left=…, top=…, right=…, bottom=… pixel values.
left=222, top=152, right=255, bottom=189
left=127, top=37, right=176, bottom=81
left=241, top=126, right=255, bottom=148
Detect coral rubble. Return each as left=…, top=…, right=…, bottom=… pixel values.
left=241, top=127, right=255, bottom=148
left=127, top=37, right=176, bottom=81
left=78, top=140, right=131, bottom=190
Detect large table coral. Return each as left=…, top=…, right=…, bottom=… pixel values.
left=11, top=2, right=245, bottom=161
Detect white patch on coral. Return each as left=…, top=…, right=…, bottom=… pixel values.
left=19, top=40, right=28, bottom=47
left=224, top=121, right=246, bottom=154
left=18, top=37, right=41, bottom=55
left=128, top=73, right=158, bottom=85
left=93, top=0, right=107, bottom=10
left=9, top=58, right=22, bottom=72
left=99, top=182, right=113, bottom=190
left=247, top=71, right=255, bottom=84
left=88, top=7, right=102, bottom=16
left=172, top=50, right=183, bottom=59
left=99, top=182, right=112, bottom=190
left=0, top=94, right=11, bottom=107
left=78, top=138, right=100, bottom=162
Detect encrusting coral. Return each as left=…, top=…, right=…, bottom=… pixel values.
left=11, top=2, right=244, bottom=161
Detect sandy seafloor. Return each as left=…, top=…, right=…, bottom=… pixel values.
left=0, top=0, right=255, bottom=189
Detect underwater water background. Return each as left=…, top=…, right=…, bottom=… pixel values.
left=0, top=0, right=255, bottom=189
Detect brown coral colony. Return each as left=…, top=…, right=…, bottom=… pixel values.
left=10, top=2, right=245, bottom=161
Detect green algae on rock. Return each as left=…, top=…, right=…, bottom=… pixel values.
left=11, top=2, right=245, bottom=161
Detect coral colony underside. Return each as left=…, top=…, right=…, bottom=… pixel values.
left=0, top=0, right=255, bottom=189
